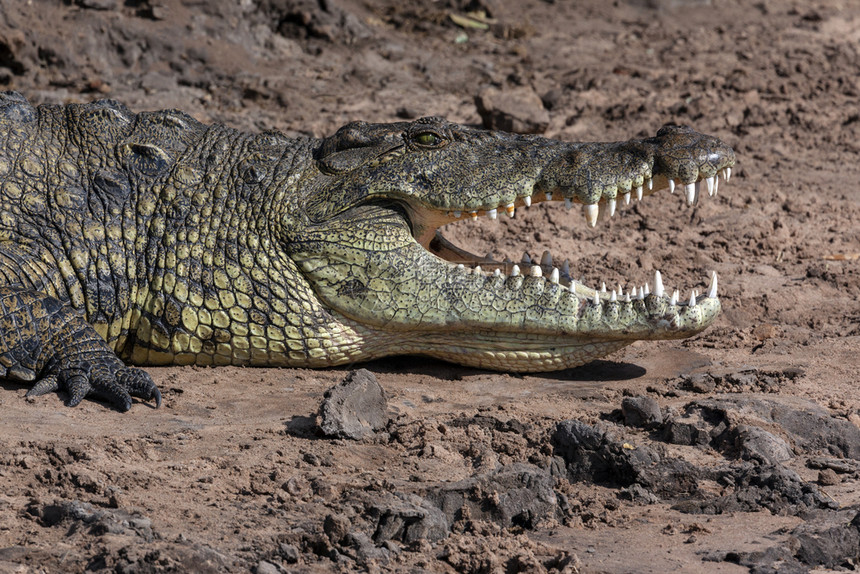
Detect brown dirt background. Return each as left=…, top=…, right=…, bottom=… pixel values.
left=0, top=0, right=859, bottom=572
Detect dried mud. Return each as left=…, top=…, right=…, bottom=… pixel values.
left=1, top=0, right=859, bottom=572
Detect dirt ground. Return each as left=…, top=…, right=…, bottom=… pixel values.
left=1, top=0, right=859, bottom=572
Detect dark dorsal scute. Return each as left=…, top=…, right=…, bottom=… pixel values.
left=124, top=143, right=172, bottom=177
left=316, top=121, right=407, bottom=174
left=0, top=91, right=36, bottom=123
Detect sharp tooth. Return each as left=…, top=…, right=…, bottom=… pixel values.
left=565, top=197, right=573, bottom=210
left=647, top=178, right=653, bottom=191
left=584, top=204, right=599, bottom=227
left=624, top=293, right=631, bottom=302
left=668, top=179, right=675, bottom=194
left=669, top=291, right=677, bottom=306
left=689, top=291, right=696, bottom=306
left=705, top=176, right=715, bottom=197
left=522, top=252, right=532, bottom=264
left=511, top=264, right=520, bottom=277
left=470, top=211, right=478, bottom=220
left=610, top=290, right=617, bottom=302
left=654, top=271, right=664, bottom=298
left=644, top=282, right=651, bottom=296
left=546, top=191, right=553, bottom=201
left=457, top=263, right=465, bottom=270
left=541, top=250, right=552, bottom=267
left=561, top=259, right=570, bottom=277
left=570, top=279, right=576, bottom=292
left=453, top=211, right=461, bottom=218
left=530, top=265, right=542, bottom=277
left=623, top=191, right=631, bottom=206
left=505, top=203, right=515, bottom=217
left=685, top=183, right=696, bottom=206
left=549, top=268, right=559, bottom=283
left=707, top=271, right=718, bottom=298
left=636, top=185, right=643, bottom=201
left=713, top=176, right=719, bottom=196
left=608, top=198, right=617, bottom=217
left=601, top=282, right=607, bottom=293
left=474, top=265, right=482, bottom=274
left=723, top=167, right=731, bottom=182
left=638, top=286, right=645, bottom=300
left=523, top=195, right=532, bottom=207
left=617, top=284, right=623, bottom=296
left=488, top=208, right=497, bottom=220
left=493, top=269, right=501, bottom=276
left=593, top=291, right=600, bottom=305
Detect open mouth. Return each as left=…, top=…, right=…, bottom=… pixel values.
left=421, top=167, right=732, bottom=308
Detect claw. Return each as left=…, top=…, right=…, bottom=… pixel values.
left=65, top=374, right=91, bottom=408
left=26, top=374, right=60, bottom=397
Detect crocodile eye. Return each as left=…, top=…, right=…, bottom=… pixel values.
left=413, top=131, right=443, bottom=147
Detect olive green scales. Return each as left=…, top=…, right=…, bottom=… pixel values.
left=0, top=92, right=735, bottom=410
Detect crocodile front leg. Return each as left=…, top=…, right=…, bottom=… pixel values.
left=0, top=287, right=161, bottom=410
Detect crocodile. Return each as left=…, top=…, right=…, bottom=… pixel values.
left=0, top=92, right=735, bottom=410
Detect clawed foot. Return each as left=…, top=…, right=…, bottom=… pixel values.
left=26, top=361, right=162, bottom=411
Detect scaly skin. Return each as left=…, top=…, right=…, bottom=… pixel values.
left=0, top=92, right=735, bottom=410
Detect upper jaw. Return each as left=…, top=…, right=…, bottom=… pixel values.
left=404, top=124, right=735, bottom=244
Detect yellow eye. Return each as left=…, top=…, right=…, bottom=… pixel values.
left=414, top=132, right=442, bottom=147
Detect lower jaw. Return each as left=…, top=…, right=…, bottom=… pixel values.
left=371, top=338, right=635, bottom=372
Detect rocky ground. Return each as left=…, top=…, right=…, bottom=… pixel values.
left=1, top=0, right=859, bottom=572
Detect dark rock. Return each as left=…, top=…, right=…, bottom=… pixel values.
left=621, top=396, right=663, bottom=428
left=731, top=424, right=793, bottom=464
left=792, top=511, right=860, bottom=569
left=807, top=456, right=860, bottom=474
left=684, top=373, right=716, bottom=393
left=708, top=511, right=860, bottom=573
left=663, top=418, right=710, bottom=446
left=266, top=0, right=372, bottom=43
left=770, top=402, right=860, bottom=460
left=553, top=420, right=666, bottom=486
left=817, top=469, right=840, bottom=485
left=278, top=543, right=300, bottom=563
left=345, top=531, right=391, bottom=565
left=618, top=484, right=659, bottom=505
left=324, top=513, right=351, bottom=545
left=254, top=561, right=282, bottom=574
left=695, top=396, right=860, bottom=460
left=31, top=500, right=155, bottom=541
left=673, top=463, right=835, bottom=515
left=318, top=369, right=388, bottom=440
left=706, top=546, right=806, bottom=574
left=540, top=87, right=564, bottom=110
left=426, top=463, right=557, bottom=529
left=73, top=0, right=120, bottom=10
left=369, top=493, right=449, bottom=544
left=475, top=85, right=550, bottom=134
left=555, top=418, right=832, bottom=516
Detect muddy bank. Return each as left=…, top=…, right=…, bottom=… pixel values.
left=1, top=0, right=859, bottom=571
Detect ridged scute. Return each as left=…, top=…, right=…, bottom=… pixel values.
left=0, top=91, right=36, bottom=123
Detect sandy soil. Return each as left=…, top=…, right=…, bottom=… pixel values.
left=1, top=0, right=859, bottom=572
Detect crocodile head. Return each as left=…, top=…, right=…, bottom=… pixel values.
left=288, top=117, right=736, bottom=371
